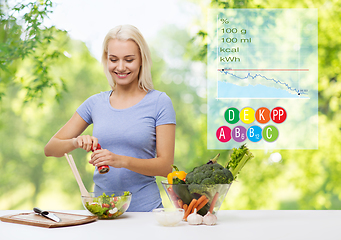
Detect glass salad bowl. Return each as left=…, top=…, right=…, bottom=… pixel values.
left=81, top=191, right=132, bottom=219
left=161, top=180, right=231, bottom=217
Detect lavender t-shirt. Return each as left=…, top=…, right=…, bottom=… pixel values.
left=76, top=89, right=176, bottom=212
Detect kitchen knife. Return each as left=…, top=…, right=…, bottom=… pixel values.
left=33, top=207, right=61, bottom=222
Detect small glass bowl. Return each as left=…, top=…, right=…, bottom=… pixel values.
left=81, top=191, right=132, bottom=219
left=152, top=208, right=184, bottom=226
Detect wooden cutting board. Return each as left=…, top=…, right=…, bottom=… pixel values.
left=0, top=211, right=98, bottom=228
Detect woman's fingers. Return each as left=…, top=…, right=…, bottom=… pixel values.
left=90, top=150, right=103, bottom=165
left=91, top=137, right=99, bottom=151
left=74, top=135, right=99, bottom=152
left=90, top=150, right=123, bottom=169
left=82, top=135, right=92, bottom=151
left=90, top=150, right=111, bottom=166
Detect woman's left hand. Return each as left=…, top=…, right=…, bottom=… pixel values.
left=89, top=149, right=125, bottom=169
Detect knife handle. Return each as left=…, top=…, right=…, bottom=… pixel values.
left=33, top=207, right=48, bottom=216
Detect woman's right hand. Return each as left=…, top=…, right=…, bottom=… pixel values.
left=45, top=112, right=93, bottom=157
left=73, top=135, right=99, bottom=152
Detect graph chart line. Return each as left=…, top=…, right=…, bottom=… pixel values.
left=219, top=70, right=308, bottom=96
left=217, top=68, right=309, bottom=72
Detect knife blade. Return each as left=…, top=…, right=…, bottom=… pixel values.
left=33, top=207, right=61, bottom=222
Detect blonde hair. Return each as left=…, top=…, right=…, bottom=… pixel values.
left=101, top=25, right=153, bottom=91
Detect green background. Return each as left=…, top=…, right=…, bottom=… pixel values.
left=1, top=0, right=341, bottom=210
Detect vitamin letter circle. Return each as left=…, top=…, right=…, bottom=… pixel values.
left=255, top=107, right=270, bottom=124
left=224, top=107, right=239, bottom=124
left=240, top=107, right=255, bottom=124
left=247, top=125, right=263, bottom=142
left=262, top=125, right=279, bottom=142
left=271, top=107, right=287, bottom=123
left=231, top=126, right=247, bottom=142
left=216, top=126, right=231, bottom=143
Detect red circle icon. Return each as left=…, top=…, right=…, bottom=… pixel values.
left=271, top=107, right=287, bottom=123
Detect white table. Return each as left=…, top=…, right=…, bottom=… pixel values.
left=0, top=210, right=340, bottom=240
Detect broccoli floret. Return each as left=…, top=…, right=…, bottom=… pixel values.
left=201, top=178, right=215, bottom=185
left=188, top=183, right=218, bottom=200
left=185, top=161, right=233, bottom=185
left=193, top=172, right=207, bottom=184
left=212, top=168, right=234, bottom=184
left=184, top=173, right=194, bottom=183
left=188, top=184, right=210, bottom=196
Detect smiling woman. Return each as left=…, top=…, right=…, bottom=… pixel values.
left=107, top=39, right=142, bottom=95
left=101, top=25, right=153, bottom=92
left=44, top=25, right=176, bottom=212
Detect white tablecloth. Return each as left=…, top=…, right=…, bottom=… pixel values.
left=0, top=210, right=340, bottom=240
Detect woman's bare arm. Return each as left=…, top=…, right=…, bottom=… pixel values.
left=44, top=112, right=96, bottom=157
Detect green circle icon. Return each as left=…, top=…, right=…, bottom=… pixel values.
left=224, top=107, right=239, bottom=124
left=262, top=125, right=279, bottom=142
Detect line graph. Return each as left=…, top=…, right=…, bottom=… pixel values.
left=212, top=9, right=315, bottom=100
left=217, top=69, right=309, bottom=72
left=218, top=69, right=309, bottom=99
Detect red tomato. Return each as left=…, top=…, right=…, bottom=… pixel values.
left=102, top=203, right=110, bottom=208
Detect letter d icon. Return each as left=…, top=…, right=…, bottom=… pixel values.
left=225, top=107, right=239, bottom=124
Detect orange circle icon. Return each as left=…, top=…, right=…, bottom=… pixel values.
left=255, top=107, right=270, bottom=124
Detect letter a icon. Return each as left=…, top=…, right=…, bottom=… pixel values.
left=216, top=126, right=231, bottom=143
left=219, top=128, right=226, bottom=140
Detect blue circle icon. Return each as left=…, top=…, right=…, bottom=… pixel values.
left=247, top=125, right=262, bottom=142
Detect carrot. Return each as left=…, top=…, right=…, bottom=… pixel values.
left=178, top=199, right=184, bottom=209
left=196, top=198, right=209, bottom=211
left=185, top=195, right=209, bottom=217
left=193, top=195, right=207, bottom=210
left=182, top=204, right=188, bottom=211
left=209, top=192, right=219, bottom=213
left=183, top=199, right=197, bottom=220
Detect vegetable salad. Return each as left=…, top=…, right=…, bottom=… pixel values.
left=84, top=192, right=131, bottom=219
